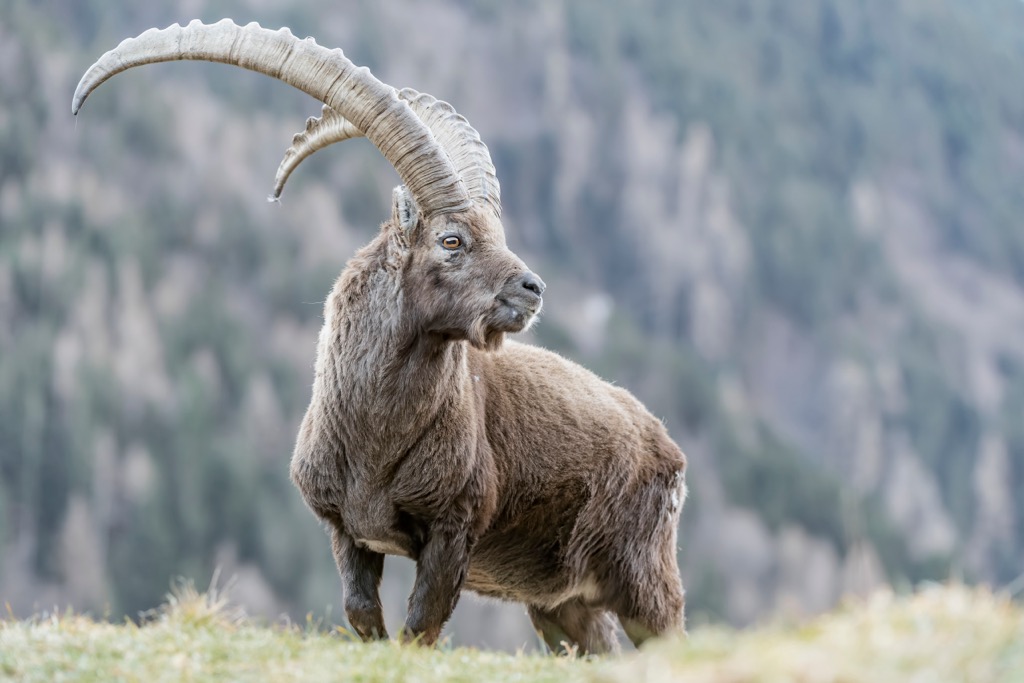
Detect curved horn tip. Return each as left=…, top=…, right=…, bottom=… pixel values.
left=271, top=176, right=288, bottom=200
left=72, top=74, right=94, bottom=114
left=72, top=84, right=91, bottom=114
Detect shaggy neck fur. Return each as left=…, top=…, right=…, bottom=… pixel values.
left=311, top=229, right=469, bottom=465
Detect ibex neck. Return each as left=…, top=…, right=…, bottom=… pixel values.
left=313, top=241, right=467, bottom=456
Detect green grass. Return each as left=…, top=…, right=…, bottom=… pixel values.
left=603, top=585, right=1024, bottom=683
left=2, top=584, right=1022, bottom=682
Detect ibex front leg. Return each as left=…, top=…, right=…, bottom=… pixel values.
left=402, top=517, right=471, bottom=646
left=330, top=524, right=387, bottom=640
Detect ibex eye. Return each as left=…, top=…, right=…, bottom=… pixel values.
left=441, top=235, right=462, bottom=250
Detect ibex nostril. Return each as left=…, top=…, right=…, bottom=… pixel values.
left=521, top=272, right=546, bottom=296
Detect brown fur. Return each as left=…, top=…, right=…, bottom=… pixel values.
left=291, top=195, right=687, bottom=654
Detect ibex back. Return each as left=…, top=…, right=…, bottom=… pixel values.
left=74, top=19, right=687, bottom=654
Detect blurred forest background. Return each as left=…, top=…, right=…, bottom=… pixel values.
left=3, top=0, right=1024, bottom=651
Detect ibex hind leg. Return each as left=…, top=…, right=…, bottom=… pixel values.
left=609, top=473, right=687, bottom=647
left=528, top=599, right=619, bottom=656
left=610, top=555, right=686, bottom=648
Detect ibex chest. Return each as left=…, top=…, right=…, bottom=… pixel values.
left=341, top=434, right=475, bottom=559
left=344, top=490, right=426, bottom=559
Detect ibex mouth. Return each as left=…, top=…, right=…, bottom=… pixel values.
left=494, top=267, right=544, bottom=333
left=495, top=296, right=542, bottom=332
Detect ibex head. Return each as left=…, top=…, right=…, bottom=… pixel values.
left=72, top=19, right=543, bottom=350
left=391, top=189, right=544, bottom=351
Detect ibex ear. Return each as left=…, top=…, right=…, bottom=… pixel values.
left=391, top=185, right=419, bottom=232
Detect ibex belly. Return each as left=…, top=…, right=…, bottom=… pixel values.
left=466, top=510, right=598, bottom=607
left=466, top=560, right=602, bottom=608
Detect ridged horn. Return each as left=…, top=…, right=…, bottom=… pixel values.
left=273, top=104, right=365, bottom=201
left=400, top=89, right=500, bottom=217
left=274, top=90, right=501, bottom=216
left=72, top=19, right=471, bottom=217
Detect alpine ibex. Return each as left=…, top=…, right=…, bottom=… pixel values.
left=74, top=20, right=687, bottom=654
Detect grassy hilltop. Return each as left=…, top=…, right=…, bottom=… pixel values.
left=2, top=584, right=1021, bottom=682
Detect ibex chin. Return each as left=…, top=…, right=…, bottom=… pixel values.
left=74, top=19, right=687, bottom=654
